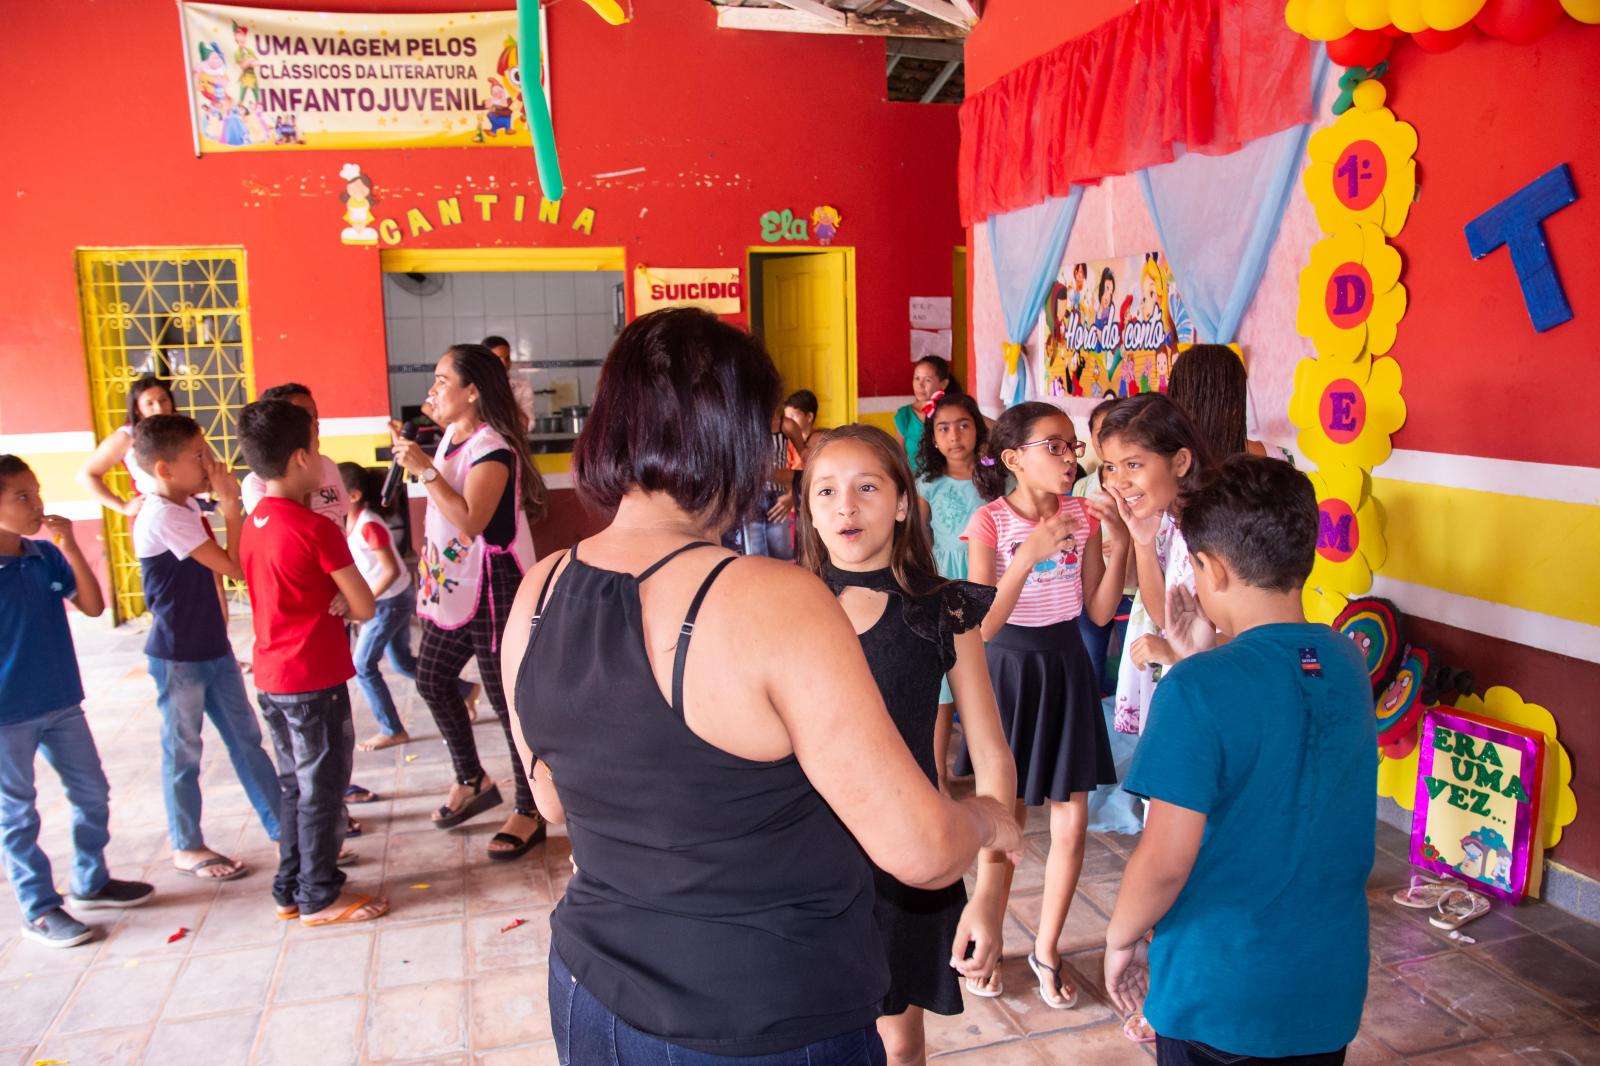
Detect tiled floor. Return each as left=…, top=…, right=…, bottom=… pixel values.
left=1, top=614, right=1597, bottom=1064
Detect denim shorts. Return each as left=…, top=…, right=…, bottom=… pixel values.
left=548, top=947, right=885, bottom=1066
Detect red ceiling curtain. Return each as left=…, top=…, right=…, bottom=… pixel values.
left=959, top=0, right=1314, bottom=227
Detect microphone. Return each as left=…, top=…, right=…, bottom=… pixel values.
left=381, top=423, right=418, bottom=510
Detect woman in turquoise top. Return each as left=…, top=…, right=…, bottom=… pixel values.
left=914, top=391, right=989, bottom=790
left=894, top=356, right=958, bottom=464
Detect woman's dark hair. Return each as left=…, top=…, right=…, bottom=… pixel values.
left=338, top=461, right=387, bottom=517
left=797, top=424, right=943, bottom=598
left=1097, top=268, right=1116, bottom=303
left=481, top=334, right=510, bottom=351
left=1166, top=344, right=1248, bottom=460
left=915, top=392, right=988, bottom=482
left=125, top=375, right=175, bottom=427
left=913, top=355, right=964, bottom=395
left=444, top=344, right=547, bottom=525
left=238, top=400, right=313, bottom=480
left=1096, top=392, right=1212, bottom=494
left=972, top=401, right=1066, bottom=501
left=1178, top=454, right=1316, bottom=592
left=572, top=308, right=781, bottom=528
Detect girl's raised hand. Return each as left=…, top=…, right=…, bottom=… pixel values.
left=1105, top=484, right=1163, bottom=548
left=1019, top=510, right=1082, bottom=569
left=1086, top=490, right=1126, bottom=546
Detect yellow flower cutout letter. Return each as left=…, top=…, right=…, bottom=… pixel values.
left=1297, top=223, right=1407, bottom=360
left=1290, top=353, right=1406, bottom=470
left=1306, top=106, right=1418, bottom=237
left=1307, top=463, right=1386, bottom=596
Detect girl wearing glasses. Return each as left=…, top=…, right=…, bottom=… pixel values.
left=958, top=401, right=1129, bottom=1010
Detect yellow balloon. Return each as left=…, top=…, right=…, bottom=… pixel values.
left=1390, top=0, right=1429, bottom=31
left=1306, top=0, right=1356, bottom=37
left=579, top=0, right=630, bottom=24
left=1352, top=79, right=1388, bottom=111
left=1561, top=0, right=1600, bottom=22
left=1287, top=0, right=1311, bottom=34
left=1421, top=0, right=1485, bottom=29
left=1345, top=0, right=1393, bottom=30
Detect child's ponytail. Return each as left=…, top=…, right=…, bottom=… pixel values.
left=972, top=401, right=1060, bottom=501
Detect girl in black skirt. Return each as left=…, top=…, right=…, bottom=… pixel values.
left=960, top=402, right=1128, bottom=1010
left=799, top=425, right=1018, bottom=1066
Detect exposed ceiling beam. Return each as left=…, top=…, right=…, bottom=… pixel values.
left=768, top=0, right=847, bottom=26
left=920, top=57, right=961, bottom=102
left=855, top=0, right=894, bottom=12
left=715, top=6, right=967, bottom=38
left=894, top=0, right=973, bottom=28
left=885, top=52, right=903, bottom=76
left=949, top=0, right=981, bottom=20
left=885, top=38, right=964, bottom=61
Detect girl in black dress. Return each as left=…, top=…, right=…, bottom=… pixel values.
left=798, top=425, right=1018, bottom=1066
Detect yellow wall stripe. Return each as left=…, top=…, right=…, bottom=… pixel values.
left=1375, top=477, right=1600, bottom=627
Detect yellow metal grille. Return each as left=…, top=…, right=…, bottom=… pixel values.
left=75, top=248, right=255, bottom=624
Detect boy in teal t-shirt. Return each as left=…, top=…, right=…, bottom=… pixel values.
left=1105, top=455, right=1376, bottom=1064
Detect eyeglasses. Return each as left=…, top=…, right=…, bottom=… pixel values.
left=1017, top=436, right=1086, bottom=458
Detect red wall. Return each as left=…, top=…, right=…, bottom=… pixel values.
left=1383, top=26, right=1600, bottom=467
left=0, top=0, right=963, bottom=435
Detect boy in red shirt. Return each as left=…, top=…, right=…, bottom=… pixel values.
left=237, top=400, right=387, bottom=927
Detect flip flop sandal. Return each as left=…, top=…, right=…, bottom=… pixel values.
left=336, top=848, right=357, bottom=867
left=1430, top=887, right=1490, bottom=931
left=1393, top=873, right=1453, bottom=909
left=964, top=971, right=1004, bottom=999
left=1026, top=951, right=1078, bottom=1010
left=346, top=816, right=363, bottom=838
left=300, top=894, right=389, bottom=927
left=275, top=904, right=299, bottom=920
left=432, top=773, right=503, bottom=830
left=343, top=784, right=381, bottom=804
left=487, top=820, right=547, bottom=863
left=174, top=856, right=247, bottom=882
left=1122, top=1013, right=1156, bottom=1044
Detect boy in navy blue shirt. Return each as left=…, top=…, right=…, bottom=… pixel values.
left=131, top=416, right=282, bottom=882
left=0, top=455, right=153, bottom=947
left=1106, top=456, right=1376, bottom=1065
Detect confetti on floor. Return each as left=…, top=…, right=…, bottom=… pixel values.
left=499, top=918, right=526, bottom=933
left=167, top=927, right=189, bottom=943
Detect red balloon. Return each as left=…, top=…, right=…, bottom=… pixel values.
left=1381, top=23, right=1408, bottom=36
left=1328, top=28, right=1395, bottom=67
left=1411, top=24, right=1474, bottom=51
left=1474, top=0, right=1564, bottom=43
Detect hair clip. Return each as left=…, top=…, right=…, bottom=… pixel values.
left=979, top=456, right=996, bottom=466
left=918, top=388, right=947, bottom=418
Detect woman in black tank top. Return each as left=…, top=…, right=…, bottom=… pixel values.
left=500, top=310, right=1022, bottom=1065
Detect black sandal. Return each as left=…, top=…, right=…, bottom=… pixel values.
left=487, top=812, right=547, bottom=863
left=432, top=772, right=503, bottom=829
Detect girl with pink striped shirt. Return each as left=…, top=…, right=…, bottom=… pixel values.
left=956, top=401, right=1128, bottom=1010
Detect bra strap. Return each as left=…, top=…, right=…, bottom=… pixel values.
left=636, top=540, right=717, bottom=584
left=671, top=556, right=737, bottom=718
left=530, top=550, right=570, bottom=633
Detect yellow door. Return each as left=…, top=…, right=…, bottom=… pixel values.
left=761, top=252, right=850, bottom=428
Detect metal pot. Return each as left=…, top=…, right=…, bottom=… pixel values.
left=562, top=405, right=590, bottom=435
left=534, top=414, right=565, bottom=435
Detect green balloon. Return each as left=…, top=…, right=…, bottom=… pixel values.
left=517, top=0, right=563, bottom=203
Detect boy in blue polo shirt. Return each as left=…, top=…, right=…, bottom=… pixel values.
left=0, top=455, right=153, bottom=947
left=131, top=415, right=282, bottom=882
left=1105, top=456, right=1376, bottom=1065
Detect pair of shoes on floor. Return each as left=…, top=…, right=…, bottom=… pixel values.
left=22, top=880, right=155, bottom=948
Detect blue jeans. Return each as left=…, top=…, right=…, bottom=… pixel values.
left=0, top=705, right=111, bottom=921
left=351, top=586, right=472, bottom=736
left=549, top=948, right=885, bottom=1066
left=148, top=654, right=282, bottom=850
left=258, top=685, right=354, bottom=913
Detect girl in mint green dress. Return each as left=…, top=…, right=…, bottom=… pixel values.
left=914, top=392, right=989, bottom=787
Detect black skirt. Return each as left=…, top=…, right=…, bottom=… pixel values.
left=955, top=619, right=1117, bottom=805
left=874, top=870, right=966, bottom=1017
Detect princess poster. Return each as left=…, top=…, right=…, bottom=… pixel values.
left=1041, top=251, right=1196, bottom=400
